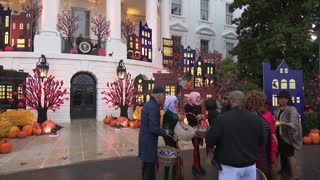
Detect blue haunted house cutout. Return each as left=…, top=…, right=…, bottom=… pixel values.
left=263, top=60, right=304, bottom=117
left=180, top=46, right=196, bottom=75
left=139, top=21, right=152, bottom=62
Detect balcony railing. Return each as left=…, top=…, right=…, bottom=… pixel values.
left=61, top=36, right=106, bottom=56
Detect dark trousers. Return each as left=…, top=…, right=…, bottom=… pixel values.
left=192, top=137, right=202, bottom=168
left=142, top=162, right=155, bottom=180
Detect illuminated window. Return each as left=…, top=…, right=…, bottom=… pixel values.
left=130, top=37, right=132, bottom=40
left=27, top=23, right=30, bottom=30
left=272, top=94, right=278, bottom=106
left=272, top=79, right=279, bottom=89
left=148, top=49, right=152, bottom=59
left=136, top=94, right=144, bottom=103
left=195, top=77, right=203, bottom=87
left=280, top=68, right=283, bottom=73
left=142, top=31, right=144, bottom=36
left=296, top=97, right=300, bottom=103
left=289, top=79, right=296, bottom=89
left=5, top=16, right=9, bottom=27
left=148, top=83, right=154, bottom=90
left=291, top=97, right=295, bottom=103
left=197, top=67, right=202, bottom=76
left=5, top=32, right=9, bottom=44
left=13, top=23, right=16, bottom=29
left=207, top=94, right=212, bottom=99
left=130, top=42, right=133, bottom=48
left=146, top=95, right=150, bottom=101
left=142, top=47, right=144, bottom=55
left=11, top=39, right=14, bottom=46
left=284, top=68, right=288, bottom=73
left=184, top=67, right=187, bottom=73
left=165, top=86, right=176, bottom=95
left=19, top=23, right=24, bottom=29
left=137, top=79, right=143, bottom=93
left=17, top=39, right=25, bottom=48
left=191, top=67, right=194, bottom=75
left=0, top=85, right=5, bottom=99
left=210, top=67, right=214, bottom=74
left=6, top=85, right=13, bottom=99
left=281, top=79, right=287, bottom=89
left=135, top=43, right=139, bottom=49
left=18, top=87, right=23, bottom=99
left=28, top=39, right=31, bottom=48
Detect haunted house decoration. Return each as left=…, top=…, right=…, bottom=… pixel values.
left=0, top=4, right=12, bottom=51
left=133, top=74, right=154, bottom=105
left=181, top=46, right=196, bottom=75
left=126, top=21, right=152, bottom=62
left=162, top=38, right=174, bottom=66
left=0, top=65, right=28, bottom=111
left=11, top=12, right=33, bottom=51
left=263, top=60, right=304, bottom=117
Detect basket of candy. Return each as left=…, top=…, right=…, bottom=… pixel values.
left=158, top=146, right=178, bottom=166
left=195, top=125, right=209, bottom=138
left=174, top=121, right=196, bottom=141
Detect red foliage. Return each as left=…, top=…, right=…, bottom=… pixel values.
left=57, top=10, right=79, bottom=38
left=121, top=19, right=136, bottom=41
left=91, top=15, right=110, bottom=48
left=101, top=73, right=136, bottom=117
left=21, top=0, right=42, bottom=32
left=24, top=68, right=68, bottom=112
left=304, top=74, right=320, bottom=112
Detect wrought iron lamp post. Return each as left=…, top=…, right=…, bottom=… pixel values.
left=36, top=54, right=49, bottom=82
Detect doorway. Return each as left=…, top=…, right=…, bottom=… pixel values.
left=70, top=73, right=96, bottom=119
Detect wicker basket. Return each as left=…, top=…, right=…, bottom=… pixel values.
left=158, top=146, right=178, bottom=166
left=195, top=125, right=208, bottom=138
left=174, top=121, right=195, bottom=141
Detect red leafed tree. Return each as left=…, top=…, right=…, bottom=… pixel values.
left=101, top=73, right=136, bottom=118
left=121, top=18, right=136, bottom=41
left=25, top=68, right=68, bottom=123
left=304, top=74, right=320, bottom=112
left=21, top=0, right=42, bottom=34
left=57, top=10, right=79, bottom=51
left=91, top=15, right=110, bottom=48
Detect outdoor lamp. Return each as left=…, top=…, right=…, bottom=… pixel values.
left=117, top=60, right=126, bottom=80
left=36, top=54, right=49, bottom=81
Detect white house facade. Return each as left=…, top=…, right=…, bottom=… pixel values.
left=0, top=0, right=241, bottom=123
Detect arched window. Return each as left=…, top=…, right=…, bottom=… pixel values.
left=272, top=79, right=279, bottom=89
left=281, top=79, right=287, bottom=89
left=197, top=67, right=202, bottom=76
left=289, top=79, right=296, bottom=89
left=272, top=94, right=278, bottom=106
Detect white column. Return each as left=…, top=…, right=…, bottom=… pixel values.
left=146, top=0, right=162, bottom=66
left=34, top=0, right=61, bottom=54
left=105, top=0, right=126, bottom=59
left=160, top=0, right=171, bottom=39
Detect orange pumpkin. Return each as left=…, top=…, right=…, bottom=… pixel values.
left=303, top=136, right=312, bottom=144
left=32, top=128, right=42, bottom=136
left=110, top=120, right=117, bottom=127
left=0, top=138, right=12, bottom=153
left=33, top=122, right=41, bottom=129
left=309, top=132, right=320, bottom=144
left=129, top=121, right=138, bottom=128
left=311, top=129, right=320, bottom=134
left=41, top=120, right=56, bottom=134
left=121, top=120, right=129, bottom=127
left=17, top=131, right=27, bottom=139
left=117, top=116, right=128, bottom=123
left=22, top=125, right=33, bottom=136
left=103, top=115, right=113, bottom=124
left=7, top=126, right=20, bottom=138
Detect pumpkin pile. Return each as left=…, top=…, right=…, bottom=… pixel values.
left=303, top=128, right=320, bottom=144
left=103, top=115, right=140, bottom=129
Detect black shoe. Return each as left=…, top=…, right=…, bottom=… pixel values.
left=192, top=167, right=200, bottom=176
left=199, top=167, right=206, bottom=176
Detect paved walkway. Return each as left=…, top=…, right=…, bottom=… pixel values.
left=0, top=120, right=319, bottom=180
left=0, top=120, right=193, bottom=175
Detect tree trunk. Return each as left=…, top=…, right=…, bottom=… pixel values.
left=37, top=107, right=48, bottom=124
left=97, top=37, right=101, bottom=49
left=120, top=105, right=129, bottom=118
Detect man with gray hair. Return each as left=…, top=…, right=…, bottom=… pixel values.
left=206, top=91, right=264, bottom=180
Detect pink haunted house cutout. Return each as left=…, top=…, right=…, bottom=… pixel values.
left=11, top=12, right=33, bottom=51
left=263, top=60, right=304, bottom=118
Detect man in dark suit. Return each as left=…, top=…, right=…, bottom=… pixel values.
left=138, top=86, right=169, bottom=180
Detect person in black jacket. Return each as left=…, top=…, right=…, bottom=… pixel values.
left=206, top=91, right=264, bottom=180
left=205, top=98, right=221, bottom=126
left=138, top=86, right=170, bottom=180
left=184, top=91, right=206, bottom=176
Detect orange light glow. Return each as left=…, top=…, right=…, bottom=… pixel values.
left=127, top=8, right=141, bottom=15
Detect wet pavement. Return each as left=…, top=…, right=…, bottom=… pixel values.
left=0, top=145, right=319, bottom=180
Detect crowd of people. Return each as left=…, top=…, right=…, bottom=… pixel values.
left=138, top=86, right=302, bottom=180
